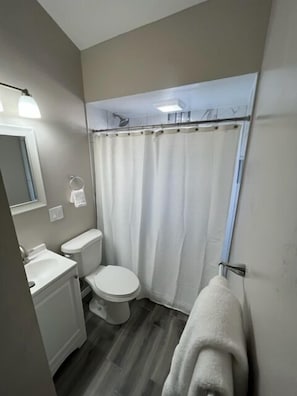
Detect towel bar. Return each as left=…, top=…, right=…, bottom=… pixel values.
left=218, top=262, right=246, bottom=278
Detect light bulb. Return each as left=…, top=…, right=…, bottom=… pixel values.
left=18, top=93, right=41, bottom=118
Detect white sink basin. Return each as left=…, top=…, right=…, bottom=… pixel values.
left=25, top=244, right=77, bottom=297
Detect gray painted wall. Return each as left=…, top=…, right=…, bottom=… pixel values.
left=0, top=0, right=95, bottom=252
left=0, top=172, right=56, bottom=396
left=230, top=0, right=297, bottom=394
left=82, top=0, right=272, bottom=102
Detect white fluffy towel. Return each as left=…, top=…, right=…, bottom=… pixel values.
left=162, top=276, right=248, bottom=396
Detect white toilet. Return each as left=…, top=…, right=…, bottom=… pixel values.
left=61, top=229, right=140, bottom=325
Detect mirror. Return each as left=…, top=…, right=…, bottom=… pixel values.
left=0, top=124, right=46, bottom=215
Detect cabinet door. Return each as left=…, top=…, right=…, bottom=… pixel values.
left=34, top=271, right=86, bottom=374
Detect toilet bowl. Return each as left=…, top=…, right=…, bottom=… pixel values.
left=61, top=229, right=140, bottom=325
left=85, top=265, right=140, bottom=324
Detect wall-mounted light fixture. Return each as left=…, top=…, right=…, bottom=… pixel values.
left=154, top=99, right=185, bottom=113
left=0, top=82, right=41, bottom=118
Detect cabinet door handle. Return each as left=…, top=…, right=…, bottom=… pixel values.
left=74, top=275, right=78, bottom=279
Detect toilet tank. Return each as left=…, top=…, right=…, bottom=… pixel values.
left=61, top=229, right=103, bottom=277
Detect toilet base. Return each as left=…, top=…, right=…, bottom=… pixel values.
left=89, top=296, right=131, bottom=325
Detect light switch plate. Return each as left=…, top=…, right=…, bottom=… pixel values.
left=49, top=205, right=64, bottom=222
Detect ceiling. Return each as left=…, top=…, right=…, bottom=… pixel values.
left=37, top=0, right=208, bottom=50
left=89, top=74, right=257, bottom=116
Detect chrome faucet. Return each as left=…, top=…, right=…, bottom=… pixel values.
left=19, top=245, right=29, bottom=264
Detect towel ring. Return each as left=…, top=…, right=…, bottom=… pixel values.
left=69, top=176, right=84, bottom=191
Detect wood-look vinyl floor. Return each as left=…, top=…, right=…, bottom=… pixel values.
left=54, top=298, right=188, bottom=396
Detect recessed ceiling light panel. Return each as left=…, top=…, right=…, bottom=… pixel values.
left=154, top=99, right=185, bottom=113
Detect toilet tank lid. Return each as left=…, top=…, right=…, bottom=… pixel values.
left=61, top=229, right=102, bottom=254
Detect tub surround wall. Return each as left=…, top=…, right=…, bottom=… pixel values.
left=0, top=0, right=95, bottom=251
left=87, top=104, right=249, bottom=131
left=82, top=0, right=272, bottom=102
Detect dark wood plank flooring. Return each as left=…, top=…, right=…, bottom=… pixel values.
left=54, top=298, right=188, bottom=396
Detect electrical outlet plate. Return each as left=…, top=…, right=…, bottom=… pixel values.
left=49, top=205, right=64, bottom=222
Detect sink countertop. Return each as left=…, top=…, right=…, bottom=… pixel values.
left=24, top=244, right=77, bottom=297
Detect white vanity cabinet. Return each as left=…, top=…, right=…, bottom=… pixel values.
left=27, top=249, right=87, bottom=376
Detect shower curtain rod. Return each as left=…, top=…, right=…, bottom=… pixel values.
left=92, top=115, right=251, bottom=133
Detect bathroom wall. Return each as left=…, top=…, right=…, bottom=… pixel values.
left=0, top=173, right=56, bottom=396
left=230, top=0, right=297, bottom=394
left=0, top=0, right=95, bottom=252
left=81, top=0, right=272, bottom=102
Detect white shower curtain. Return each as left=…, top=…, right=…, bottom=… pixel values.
left=93, top=125, right=240, bottom=313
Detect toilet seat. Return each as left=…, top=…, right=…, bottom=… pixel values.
left=85, top=266, right=140, bottom=303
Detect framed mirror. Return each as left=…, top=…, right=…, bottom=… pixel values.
left=0, top=123, right=47, bottom=215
